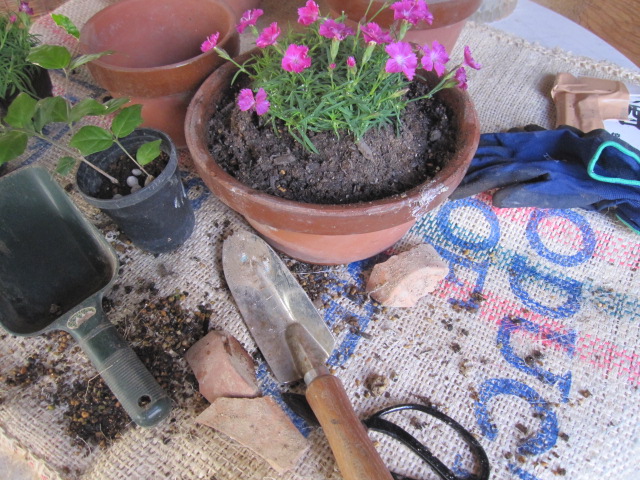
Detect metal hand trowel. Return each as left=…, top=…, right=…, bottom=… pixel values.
left=0, top=167, right=170, bottom=427
left=223, top=230, right=392, bottom=480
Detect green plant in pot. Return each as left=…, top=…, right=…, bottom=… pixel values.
left=0, top=15, right=195, bottom=254
left=0, top=1, right=52, bottom=111
left=185, top=0, right=480, bottom=264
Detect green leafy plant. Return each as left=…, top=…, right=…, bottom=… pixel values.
left=0, top=1, right=41, bottom=100
left=202, top=0, right=481, bottom=152
left=0, top=14, right=161, bottom=185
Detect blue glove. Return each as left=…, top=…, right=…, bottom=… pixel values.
left=450, top=126, right=640, bottom=233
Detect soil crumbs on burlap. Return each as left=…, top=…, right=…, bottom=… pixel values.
left=209, top=81, right=456, bottom=204
left=0, top=257, right=350, bottom=454
left=0, top=287, right=211, bottom=451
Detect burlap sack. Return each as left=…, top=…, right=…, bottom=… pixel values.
left=1, top=1, right=639, bottom=479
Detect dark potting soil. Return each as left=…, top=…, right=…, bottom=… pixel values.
left=93, top=151, right=170, bottom=199
left=208, top=81, right=457, bottom=204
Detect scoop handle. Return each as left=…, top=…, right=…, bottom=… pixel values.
left=65, top=303, right=171, bottom=427
left=306, top=374, right=393, bottom=480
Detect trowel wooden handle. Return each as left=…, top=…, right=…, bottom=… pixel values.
left=306, top=374, right=393, bottom=480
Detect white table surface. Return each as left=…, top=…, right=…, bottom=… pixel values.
left=489, top=0, right=638, bottom=70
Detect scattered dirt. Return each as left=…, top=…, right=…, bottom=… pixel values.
left=1, top=289, right=211, bottom=449
left=365, top=373, right=390, bottom=397
left=0, top=255, right=353, bottom=450
left=208, top=80, right=457, bottom=204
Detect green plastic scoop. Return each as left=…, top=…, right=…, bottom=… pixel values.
left=0, top=166, right=170, bottom=427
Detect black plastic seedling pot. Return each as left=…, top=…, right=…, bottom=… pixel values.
left=76, top=128, right=195, bottom=254
left=0, top=167, right=171, bottom=427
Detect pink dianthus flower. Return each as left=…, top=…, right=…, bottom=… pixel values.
left=298, top=0, right=320, bottom=26
left=282, top=44, right=312, bottom=73
left=200, top=32, right=219, bottom=53
left=385, top=42, right=418, bottom=81
left=256, top=22, right=281, bottom=48
left=318, top=19, right=354, bottom=41
left=361, top=22, right=393, bottom=44
left=420, top=41, right=449, bottom=77
left=454, top=67, right=468, bottom=90
left=19, top=1, right=34, bottom=15
left=237, top=88, right=270, bottom=115
left=463, top=46, right=482, bottom=70
left=390, top=0, right=433, bottom=25
left=237, top=9, right=263, bottom=33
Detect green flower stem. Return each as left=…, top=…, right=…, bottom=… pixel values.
left=29, top=129, right=120, bottom=184
left=397, top=20, right=411, bottom=41
left=329, top=38, right=340, bottom=65
left=113, top=137, right=153, bottom=179
left=362, top=43, right=375, bottom=66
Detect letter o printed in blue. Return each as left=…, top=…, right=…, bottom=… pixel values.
left=437, top=198, right=500, bottom=251
left=526, top=210, right=596, bottom=267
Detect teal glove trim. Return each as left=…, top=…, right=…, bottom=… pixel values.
left=615, top=212, right=640, bottom=235
left=588, top=141, right=640, bottom=186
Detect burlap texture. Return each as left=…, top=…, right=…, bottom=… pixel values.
left=1, top=1, right=639, bottom=479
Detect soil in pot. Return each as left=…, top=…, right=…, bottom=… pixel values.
left=92, top=151, right=170, bottom=199
left=207, top=80, right=457, bottom=205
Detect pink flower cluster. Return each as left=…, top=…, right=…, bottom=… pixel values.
left=292, top=0, right=480, bottom=87
left=200, top=0, right=482, bottom=117
left=391, top=0, right=434, bottom=25
left=387, top=41, right=481, bottom=86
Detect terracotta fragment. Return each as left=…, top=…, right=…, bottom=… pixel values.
left=185, top=331, right=261, bottom=402
left=366, top=244, right=448, bottom=307
left=196, top=396, right=309, bottom=473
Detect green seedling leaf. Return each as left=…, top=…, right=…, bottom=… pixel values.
left=103, top=97, right=130, bottom=114
left=56, top=156, right=76, bottom=176
left=70, top=98, right=107, bottom=122
left=33, top=96, right=69, bottom=131
left=27, top=45, right=72, bottom=70
left=111, top=104, right=143, bottom=138
left=51, top=14, right=80, bottom=39
left=4, top=93, right=38, bottom=129
left=70, top=125, right=113, bottom=156
left=0, top=131, right=29, bottom=164
left=69, top=51, right=114, bottom=71
left=136, top=139, right=162, bottom=166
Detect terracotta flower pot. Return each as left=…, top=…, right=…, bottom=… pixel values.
left=185, top=51, right=479, bottom=265
left=221, top=0, right=263, bottom=20
left=79, top=0, right=240, bottom=147
left=325, top=0, right=482, bottom=53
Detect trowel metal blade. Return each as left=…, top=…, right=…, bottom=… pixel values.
left=222, top=230, right=335, bottom=383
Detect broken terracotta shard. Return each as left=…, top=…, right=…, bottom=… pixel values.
left=185, top=330, right=261, bottom=403
left=196, top=396, right=309, bottom=473
left=366, top=243, right=448, bottom=307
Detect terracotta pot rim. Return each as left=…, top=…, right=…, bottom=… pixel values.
left=80, top=0, right=238, bottom=74
left=185, top=49, right=479, bottom=230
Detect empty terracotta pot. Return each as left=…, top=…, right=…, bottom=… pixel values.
left=325, top=0, right=482, bottom=53
left=185, top=50, right=479, bottom=265
left=80, top=0, right=240, bottom=147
